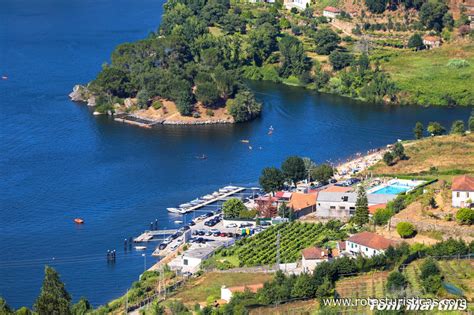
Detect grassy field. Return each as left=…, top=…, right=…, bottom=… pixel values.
left=172, top=272, right=273, bottom=306
left=369, top=134, right=474, bottom=180
left=335, top=271, right=389, bottom=298
left=381, top=41, right=474, bottom=106
left=249, top=299, right=319, bottom=315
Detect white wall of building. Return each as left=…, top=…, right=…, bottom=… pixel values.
left=323, top=11, right=339, bottom=19
left=301, top=257, right=325, bottom=273
left=452, top=190, right=473, bottom=208
left=221, top=287, right=233, bottom=302
left=346, top=241, right=382, bottom=258
left=316, top=201, right=355, bottom=218
left=284, top=0, right=310, bottom=11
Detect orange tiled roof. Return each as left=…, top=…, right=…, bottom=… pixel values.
left=452, top=175, right=474, bottom=191
left=321, top=185, right=353, bottom=193
left=423, top=35, right=440, bottom=42
left=347, top=232, right=395, bottom=250
left=302, top=246, right=328, bottom=260
left=324, top=6, right=341, bottom=13
left=368, top=203, right=386, bottom=215
left=289, top=192, right=317, bottom=211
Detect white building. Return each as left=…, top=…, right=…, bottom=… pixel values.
left=346, top=232, right=396, bottom=258
left=316, top=191, right=396, bottom=219
left=323, top=6, right=341, bottom=19
left=284, top=0, right=311, bottom=11
left=169, top=244, right=221, bottom=273
left=452, top=175, right=474, bottom=208
left=301, top=246, right=330, bottom=273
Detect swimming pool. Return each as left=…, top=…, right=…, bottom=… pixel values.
left=371, top=185, right=410, bottom=195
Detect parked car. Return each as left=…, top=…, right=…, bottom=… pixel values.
left=205, top=212, right=214, bottom=217
left=197, top=230, right=206, bottom=236
left=196, top=237, right=205, bottom=244
left=219, top=232, right=227, bottom=237
left=205, top=230, right=212, bottom=236
left=189, top=221, right=196, bottom=226
left=158, top=241, right=169, bottom=250
left=225, top=223, right=237, bottom=228
left=210, top=228, right=220, bottom=234
left=329, top=178, right=337, bottom=183
left=170, top=243, right=179, bottom=250
left=239, top=223, right=253, bottom=228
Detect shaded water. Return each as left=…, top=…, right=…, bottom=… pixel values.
left=0, top=0, right=472, bottom=308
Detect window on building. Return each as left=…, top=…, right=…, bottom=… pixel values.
left=339, top=206, right=345, bottom=210
left=456, top=192, right=460, bottom=198
left=183, top=259, right=188, bottom=266
left=330, top=206, right=336, bottom=209
left=349, top=207, right=355, bottom=210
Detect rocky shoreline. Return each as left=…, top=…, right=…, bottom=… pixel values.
left=69, top=85, right=235, bottom=127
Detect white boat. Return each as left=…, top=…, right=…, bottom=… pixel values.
left=190, top=199, right=202, bottom=205
left=167, top=207, right=185, bottom=214
left=224, top=186, right=238, bottom=190
left=202, top=194, right=214, bottom=200
left=219, top=188, right=229, bottom=193
left=135, top=246, right=147, bottom=251
left=179, top=203, right=192, bottom=208
left=174, top=220, right=183, bottom=224
left=212, top=191, right=220, bottom=197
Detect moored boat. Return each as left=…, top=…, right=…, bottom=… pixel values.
left=202, top=194, right=213, bottom=200
left=167, top=207, right=185, bottom=214
left=135, top=246, right=146, bottom=250
left=74, top=218, right=84, bottom=224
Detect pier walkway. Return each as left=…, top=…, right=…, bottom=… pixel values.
left=134, top=229, right=177, bottom=242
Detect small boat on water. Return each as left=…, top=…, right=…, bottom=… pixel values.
left=174, top=220, right=183, bottom=224
left=268, top=125, right=274, bottom=135
left=202, top=194, right=214, bottom=200
left=167, top=207, right=186, bottom=214
left=219, top=188, right=229, bottom=193
left=211, top=191, right=221, bottom=197
left=189, top=199, right=202, bottom=205
left=179, top=203, right=192, bottom=208
left=240, top=139, right=250, bottom=143
left=248, top=146, right=253, bottom=150
left=1, top=76, right=8, bottom=80
left=224, top=185, right=238, bottom=190
left=74, top=218, right=84, bottom=224
left=135, top=246, right=147, bottom=251
left=196, top=154, right=207, bottom=160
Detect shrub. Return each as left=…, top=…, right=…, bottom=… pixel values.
left=447, top=59, right=470, bottom=68
left=450, top=120, right=465, bottom=135
left=373, top=208, right=393, bottom=226
left=456, top=208, right=474, bottom=225
left=396, top=222, right=416, bottom=238
left=386, top=271, right=408, bottom=292
left=206, top=108, right=214, bottom=117
left=152, top=100, right=162, bottom=110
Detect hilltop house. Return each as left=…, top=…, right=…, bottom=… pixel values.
left=346, top=232, right=396, bottom=258
left=301, top=246, right=330, bottom=272
left=452, top=175, right=474, bottom=208
left=221, top=284, right=264, bottom=302
left=323, top=6, right=341, bottom=20
left=284, top=0, right=311, bottom=11
left=316, top=191, right=396, bottom=219
left=423, top=35, right=441, bottom=49
left=288, top=192, right=317, bottom=218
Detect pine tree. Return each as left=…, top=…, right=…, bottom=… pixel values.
left=413, top=122, right=424, bottom=139
left=34, top=266, right=72, bottom=315
left=353, top=186, right=369, bottom=225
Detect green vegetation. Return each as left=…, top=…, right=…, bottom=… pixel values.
left=414, top=121, right=424, bottom=139
left=216, top=221, right=347, bottom=266
left=281, top=156, right=306, bottom=187
left=396, top=221, right=416, bottom=238
left=310, top=163, right=334, bottom=184
left=222, top=198, right=252, bottom=219
left=373, top=207, right=393, bottom=226
left=259, top=167, right=285, bottom=194
left=386, top=271, right=408, bottom=292
left=382, top=43, right=474, bottom=106
left=450, top=120, right=466, bottom=135
left=456, top=207, right=474, bottom=225
left=353, top=186, right=369, bottom=226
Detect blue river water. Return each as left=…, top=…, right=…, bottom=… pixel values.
left=0, top=0, right=472, bottom=308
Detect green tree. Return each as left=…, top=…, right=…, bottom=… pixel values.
left=226, top=90, right=262, bottom=123
left=311, top=164, right=334, bottom=184
left=136, top=89, right=151, bottom=109
left=71, top=298, right=91, bottom=315
left=365, top=0, right=388, bottom=13
left=407, top=33, right=424, bottom=50
left=386, top=271, right=408, bottom=292
left=427, top=121, right=446, bottom=136
left=92, top=66, right=132, bottom=98
left=373, top=208, right=393, bottom=226
left=312, top=28, right=341, bottom=55
left=281, top=156, right=306, bottom=187
left=278, top=202, right=290, bottom=218
left=383, top=151, right=394, bottom=166
left=278, top=35, right=311, bottom=78
left=420, top=258, right=440, bottom=279
left=456, top=208, right=474, bottom=225
left=259, top=167, right=285, bottom=194
left=291, top=273, right=314, bottom=298
left=393, top=142, right=406, bottom=160
left=414, top=121, right=424, bottom=139
left=34, top=266, right=72, bottom=315
left=15, top=307, right=33, bottom=315
left=468, top=112, right=474, bottom=132
left=419, top=0, right=449, bottom=31
left=329, top=51, right=354, bottom=70
left=450, top=120, right=465, bottom=135
left=396, top=222, right=416, bottom=238
left=223, top=198, right=247, bottom=219
left=247, top=23, right=279, bottom=66
left=0, top=298, right=13, bottom=315
left=353, top=186, right=369, bottom=226
left=195, top=82, right=221, bottom=107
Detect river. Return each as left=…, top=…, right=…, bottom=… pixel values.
left=0, top=0, right=471, bottom=308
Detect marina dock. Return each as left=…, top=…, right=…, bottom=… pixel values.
left=169, top=186, right=246, bottom=214
left=134, top=229, right=177, bottom=242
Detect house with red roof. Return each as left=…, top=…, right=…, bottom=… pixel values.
left=323, top=6, right=341, bottom=19
left=452, top=175, right=474, bottom=208
left=301, top=246, right=330, bottom=272
left=288, top=192, right=318, bottom=218
left=423, top=35, right=441, bottom=49
left=346, top=231, right=396, bottom=258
